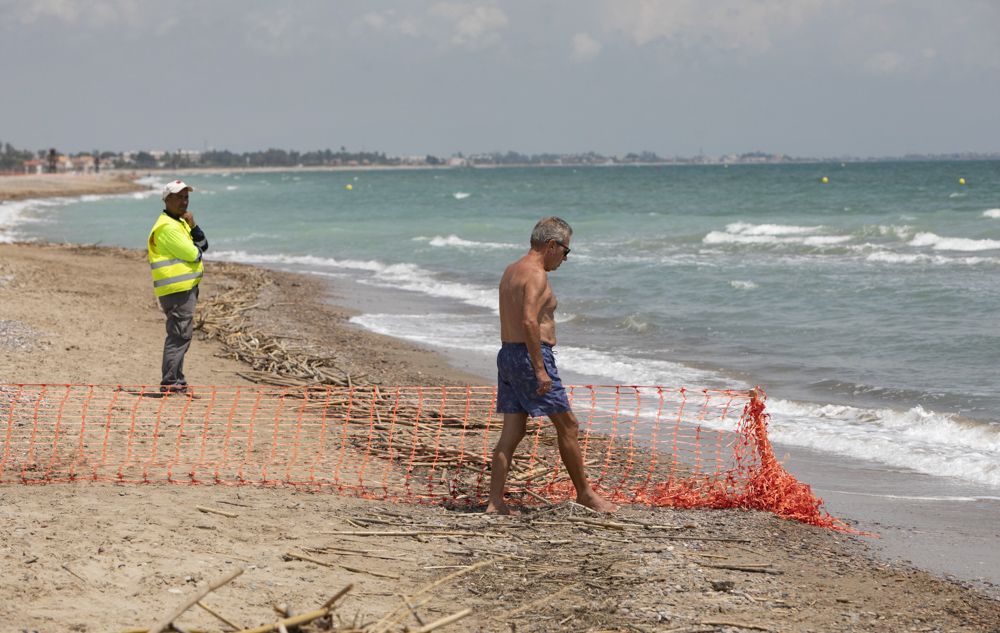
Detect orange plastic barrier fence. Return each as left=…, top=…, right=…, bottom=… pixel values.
left=0, top=383, right=839, bottom=529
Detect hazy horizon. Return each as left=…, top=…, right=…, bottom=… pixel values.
left=2, top=1, right=998, bottom=158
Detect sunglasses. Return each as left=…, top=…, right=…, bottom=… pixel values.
left=553, top=240, right=571, bottom=256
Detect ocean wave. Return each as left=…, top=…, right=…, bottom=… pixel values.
left=350, top=313, right=497, bottom=355
left=861, top=224, right=914, bottom=240
left=865, top=251, right=999, bottom=266
left=413, top=235, right=517, bottom=250
left=703, top=231, right=851, bottom=247
left=452, top=192, right=471, bottom=200
left=983, top=209, right=1000, bottom=219
left=909, top=232, right=1000, bottom=252
left=703, top=221, right=851, bottom=248
left=0, top=195, right=102, bottom=230
left=556, top=346, right=727, bottom=387
left=821, top=491, right=998, bottom=502
left=725, top=222, right=823, bottom=236
left=213, top=249, right=498, bottom=311
left=762, top=399, right=1000, bottom=488
left=729, top=280, right=758, bottom=290
left=619, top=314, right=651, bottom=333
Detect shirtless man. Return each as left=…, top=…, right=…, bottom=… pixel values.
left=486, top=217, right=618, bottom=515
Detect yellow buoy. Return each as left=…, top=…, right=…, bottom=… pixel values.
left=345, top=183, right=353, bottom=191
left=958, top=177, right=966, bottom=185
left=820, top=176, right=829, bottom=184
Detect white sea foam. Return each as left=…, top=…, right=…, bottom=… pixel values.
left=350, top=313, right=497, bottom=355
left=0, top=197, right=71, bottom=232
left=213, top=249, right=498, bottom=311
left=865, top=252, right=926, bottom=265
left=983, top=209, right=1000, bottom=219
left=620, top=314, right=650, bottom=333
left=822, top=490, right=995, bottom=503
left=414, top=235, right=517, bottom=250
left=758, top=399, right=1000, bottom=488
left=226, top=185, right=239, bottom=191
left=352, top=314, right=725, bottom=388
left=909, top=232, right=1000, bottom=252
left=452, top=192, right=471, bottom=200
left=726, top=222, right=823, bottom=236
left=872, top=224, right=914, bottom=239
left=703, top=222, right=850, bottom=247
left=704, top=231, right=850, bottom=247
left=865, top=251, right=999, bottom=266
left=802, top=235, right=852, bottom=246
left=558, top=346, right=727, bottom=387
left=729, top=280, right=758, bottom=290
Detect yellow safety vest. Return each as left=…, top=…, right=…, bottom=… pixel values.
left=147, top=213, right=204, bottom=297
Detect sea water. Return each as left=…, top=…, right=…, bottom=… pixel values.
left=3, top=162, right=999, bottom=496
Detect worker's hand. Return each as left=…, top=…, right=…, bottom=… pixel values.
left=535, top=368, right=552, bottom=395
left=182, top=211, right=196, bottom=227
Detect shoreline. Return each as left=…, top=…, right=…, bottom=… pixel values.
left=2, top=179, right=1000, bottom=630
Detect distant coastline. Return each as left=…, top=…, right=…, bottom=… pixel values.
left=4, top=141, right=998, bottom=179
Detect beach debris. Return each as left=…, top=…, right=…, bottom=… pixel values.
left=195, top=264, right=359, bottom=388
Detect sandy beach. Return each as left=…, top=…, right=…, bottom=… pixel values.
left=0, top=173, right=147, bottom=202
left=2, top=177, right=1000, bottom=632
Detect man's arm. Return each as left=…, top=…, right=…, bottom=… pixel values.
left=520, top=271, right=552, bottom=395
left=182, top=212, right=209, bottom=253
left=189, top=224, right=209, bottom=253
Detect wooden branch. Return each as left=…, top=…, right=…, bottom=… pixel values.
left=521, top=488, right=553, bottom=505
left=700, top=620, right=773, bottom=632
left=321, top=583, right=354, bottom=609
left=565, top=516, right=631, bottom=530
left=654, top=535, right=752, bottom=543
left=285, top=551, right=401, bottom=579
left=411, top=608, right=473, bottom=633
left=232, top=607, right=329, bottom=633
left=147, top=568, right=244, bottom=633
left=701, top=563, right=782, bottom=575
left=196, top=506, right=239, bottom=519
left=196, top=600, right=242, bottom=630
left=320, top=530, right=502, bottom=538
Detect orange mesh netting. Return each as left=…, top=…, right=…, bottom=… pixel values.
left=0, top=383, right=841, bottom=529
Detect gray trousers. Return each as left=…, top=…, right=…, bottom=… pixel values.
left=158, top=287, right=199, bottom=387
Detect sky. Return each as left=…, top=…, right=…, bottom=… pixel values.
left=2, top=0, right=999, bottom=158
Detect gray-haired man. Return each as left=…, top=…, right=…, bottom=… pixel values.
left=487, top=216, right=617, bottom=514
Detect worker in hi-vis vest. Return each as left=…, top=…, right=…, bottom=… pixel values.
left=147, top=180, right=208, bottom=395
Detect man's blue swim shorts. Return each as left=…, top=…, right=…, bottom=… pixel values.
left=495, top=342, right=571, bottom=417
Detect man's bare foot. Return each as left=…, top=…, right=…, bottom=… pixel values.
left=485, top=499, right=521, bottom=515
left=577, top=490, right=618, bottom=513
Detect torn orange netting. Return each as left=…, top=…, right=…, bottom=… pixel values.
left=0, top=383, right=844, bottom=529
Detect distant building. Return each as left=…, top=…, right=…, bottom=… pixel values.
left=22, top=159, right=45, bottom=174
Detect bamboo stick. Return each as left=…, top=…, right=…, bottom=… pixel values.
left=147, top=568, right=244, bottom=633
left=410, top=608, right=473, bottom=633
left=195, top=505, right=239, bottom=518
left=195, top=600, right=242, bottom=630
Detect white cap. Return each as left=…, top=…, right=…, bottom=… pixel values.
left=161, top=179, right=193, bottom=201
